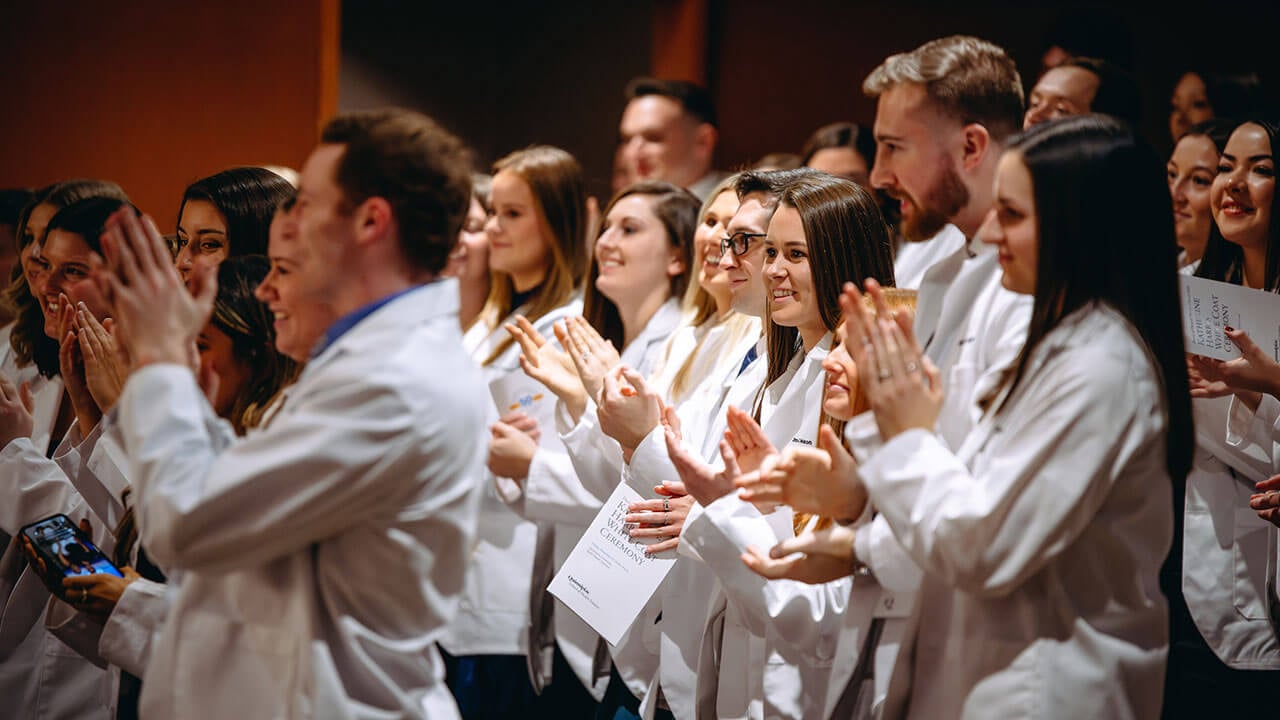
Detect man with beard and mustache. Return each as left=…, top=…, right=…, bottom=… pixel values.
left=737, top=37, right=1036, bottom=717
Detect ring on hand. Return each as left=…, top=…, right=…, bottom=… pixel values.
left=905, top=361, right=919, bottom=373
left=663, top=512, right=670, bottom=526
left=663, top=497, right=670, bottom=512
left=80, top=589, right=88, bottom=604
left=878, top=369, right=892, bottom=381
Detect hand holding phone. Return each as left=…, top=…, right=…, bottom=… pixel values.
left=20, top=514, right=123, bottom=602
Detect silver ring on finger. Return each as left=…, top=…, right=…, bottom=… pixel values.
left=664, top=512, right=670, bottom=526
left=905, top=360, right=919, bottom=373
left=877, top=369, right=892, bottom=381
left=662, top=497, right=670, bottom=512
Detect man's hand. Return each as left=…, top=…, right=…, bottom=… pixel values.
left=96, top=209, right=215, bottom=368
left=740, top=524, right=858, bottom=585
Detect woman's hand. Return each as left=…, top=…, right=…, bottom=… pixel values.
left=597, top=366, right=663, bottom=461
left=78, top=308, right=128, bottom=413
left=1189, top=328, right=1280, bottom=407
left=737, top=425, right=867, bottom=520
left=0, top=373, right=34, bottom=449
left=625, top=492, right=695, bottom=555
left=1251, top=475, right=1280, bottom=527
left=506, top=316, right=587, bottom=420
left=664, top=422, right=739, bottom=507
left=62, top=567, right=141, bottom=623
left=842, top=280, right=942, bottom=441
left=740, top=523, right=858, bottom=585
left=487, top=412, right=540, bottom=480
left=57, top=296, right=102, bottom=432
left=562, top=316, right=621, bottom=404
left=723, top=406, right=776, bottom=474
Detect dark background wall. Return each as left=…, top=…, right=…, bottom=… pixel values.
left=0, top=1, right=337, bottom=221
left=342, top=1, right=1280, bottom=201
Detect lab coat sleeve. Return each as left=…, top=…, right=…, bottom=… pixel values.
left=0, top=437, right=94, bottom=536
left=98, top=577, right=169, bottom=677
left=682, top=495, right=847, bottom=663
left=121, top=362, right=475, bottom=574
left=1225, top=394, right=1280, bottom=459
left=860, top=349, right=1155, bottom=597
left=853, top=515, right=924, bottom=593
left=558, top=405, right=628, bottom=503
left=521, top=447, right=605, bottom=524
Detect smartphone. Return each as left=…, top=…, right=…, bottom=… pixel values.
left=20, top=514, right=123, bottom=587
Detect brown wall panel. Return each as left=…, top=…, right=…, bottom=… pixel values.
left=0, top=0, right=337, bottom=227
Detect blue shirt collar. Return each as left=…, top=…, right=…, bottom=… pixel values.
left=310, top=284, right=422, bottom=359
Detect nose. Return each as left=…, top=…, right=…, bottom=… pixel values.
left=869, top=152, right=892, bottom=191
left=1171, top=178, right=1188, bottom=205
left=718, top=244, right=738, bottom=270
left=977, top=208, right=1001, bottom=246
left=484, top=212, right=500, bottom=236
left=1023, top=106, right=1045, bottom=129
left=176, top=243, right=193, bottom=271
left=254, top=272, right=274, bottom=302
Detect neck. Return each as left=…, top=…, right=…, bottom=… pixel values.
left=953, top=155, right=999, bottom=238
left=1242, top=244, right=1267, bottom=289
left=332, top=267, right=429, bottom=318
left=798, top=323, right=827, bottom=353
left=712, top=288, right=733, bottom=319
left=511, top=267, right=548, bottom=293
left=618, top=286, right=671, bottom=348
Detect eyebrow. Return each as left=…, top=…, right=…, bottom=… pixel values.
left=874, top=133, right=904, bottom=143
left=1222, top=153, right=1275, bottom=162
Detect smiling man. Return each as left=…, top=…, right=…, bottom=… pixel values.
left=99, top=108, right=489, bottom=719
left=618, top=78, right=726, bottom=199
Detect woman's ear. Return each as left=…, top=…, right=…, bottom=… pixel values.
left=666, top=247, right=686, bottom=278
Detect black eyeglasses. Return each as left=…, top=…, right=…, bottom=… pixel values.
left=720, top=231, right=767, bottom=257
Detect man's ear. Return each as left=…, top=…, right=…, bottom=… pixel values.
left=694, top=123, right=718, bottom=161
left=353, top=197, right=393, bottom=246
left=959, top=123, right=992, bottom=172
left=666, top=247, right=687, bottom=278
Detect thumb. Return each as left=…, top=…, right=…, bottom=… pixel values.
left=1227, top=327, right=1265, bottom=361
left=491, top=421, right=518, bottom=439
left=818, top=424, right=843, bottom=455
left=720, top=439, right=742, bottom=479
left=620, top=365, right=649, bottom=391
left=19, top=382, right=33, bottom=413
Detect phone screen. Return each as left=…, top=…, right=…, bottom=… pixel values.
left=21, top=514, right=123, bottom=579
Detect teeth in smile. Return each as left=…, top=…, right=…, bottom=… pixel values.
left=773, top=290, right=794, bottom=298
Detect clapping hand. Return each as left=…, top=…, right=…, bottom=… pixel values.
left=842, top=279, right=942, bottom=441
left=562, top=317, right=620, bottom=404
left=0, top=373, right=34, bottom=448
left=740, top=524, right=858, bottom=585
left=507, top=316, right=587, bottom=420
left=736, top=424, right=867, bottom=521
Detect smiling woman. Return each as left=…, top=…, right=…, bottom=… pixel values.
left=174, top=167, right=295, bottom=285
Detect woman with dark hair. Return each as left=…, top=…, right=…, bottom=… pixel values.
left=174, top=167, right=294, bottom=285
left=1170, top=70, right=1269, bottom=143
left=2, top=180, right=129, bottom=386
left=660, top=174, right=895, bottom=719
left=8, top=254, right=299, bottom=719
left=1169, top=118, right=1280, bottom=718
left=0, top=192, right=133, bottom=720
left=1169, top=119, right=1232, bottom=270
left=833, top=115, right=1191, bottom=718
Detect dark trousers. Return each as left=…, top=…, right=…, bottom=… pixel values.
left=1162, top=597, right=1280, bottom=718
left=442, top=646, right=598, bottom=719
left=593, top=666, right=675, bottom=720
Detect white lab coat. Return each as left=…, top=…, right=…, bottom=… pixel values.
left=496, top=298, right=681, bottom=699
left=439, top=297, right=582, bottom=659
left=117, top=280, right=488, bottom=720
left=1177, top=391, right=1280, bottom=668
left=621, top=335, right=766, bottom=720
left=863, top=303, right=1172, bottom=720
left=891, top=224, right=966, bottom=291
left=832, top=241, right=1030, bottom=718
left=0, top=374, right=115, bottom=720
left=681, top=336, right=856, bottom=720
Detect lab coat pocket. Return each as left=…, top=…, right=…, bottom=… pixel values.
left=1232, top=508, right=1271, bottom=621
left=181, top=611, right=298, bottom=718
